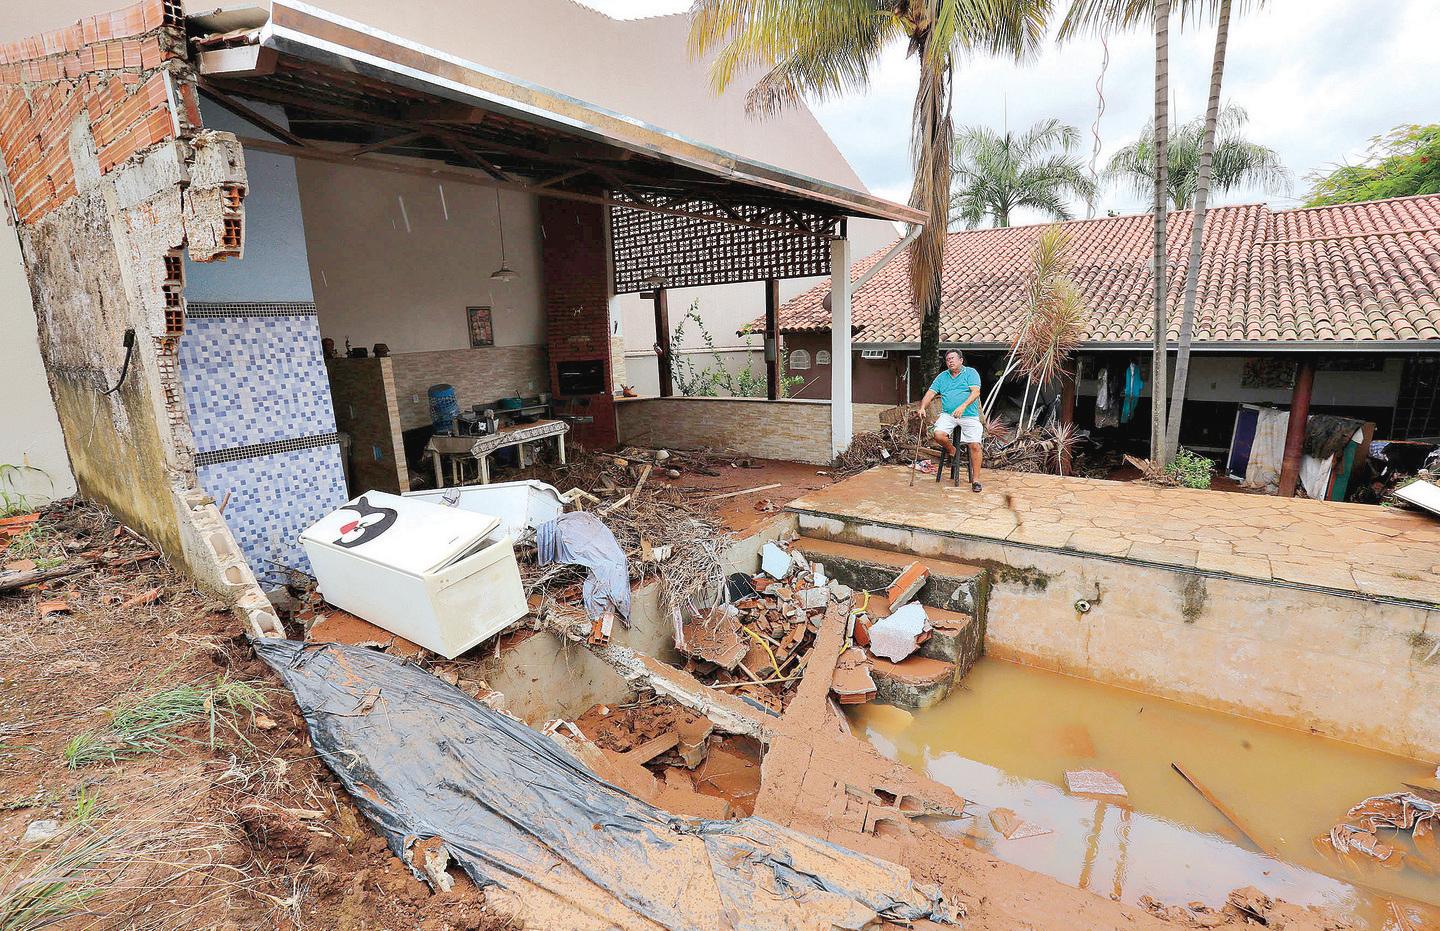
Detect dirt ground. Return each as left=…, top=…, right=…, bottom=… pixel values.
left=655, top=457, right=839, bottom=533
left=0, top=500, right=511, bottom=930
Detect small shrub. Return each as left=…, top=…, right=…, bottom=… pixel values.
left=1169, top=448, right=1216, bottom=489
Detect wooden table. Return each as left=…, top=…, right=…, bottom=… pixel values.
left=426, top=419, right=569, bottom=487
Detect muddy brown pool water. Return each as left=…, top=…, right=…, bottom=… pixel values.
left=846, top=657, right=1440, bottom=928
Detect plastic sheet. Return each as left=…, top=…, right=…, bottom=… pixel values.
left=254, top=639, right=954, bottom=929
left=535, top=511, right=631, bottom=621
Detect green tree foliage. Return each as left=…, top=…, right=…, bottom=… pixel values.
left=950, top=119, right=1097, bottom=228
left=1305, top=124, right=1440, bottom=207
left=1107, top=103, right=1289, bottom=209
left=670, top=301, right=803, bottom=398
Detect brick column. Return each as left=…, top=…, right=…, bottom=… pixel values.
left=539, top=198, right=617, bottom=449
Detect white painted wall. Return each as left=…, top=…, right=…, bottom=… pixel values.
left=0, top=220, right=76, bottom=506
left=293, top=160, right=545, bottom=353
left=185, top=100, right=314, bottom=303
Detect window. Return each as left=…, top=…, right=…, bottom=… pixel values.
left=815, top=350, right=831, bottom=366
left=789, top=349, right=811, bottom=371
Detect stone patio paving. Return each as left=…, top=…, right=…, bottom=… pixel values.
left=789, top=466, right=1440, bottom=605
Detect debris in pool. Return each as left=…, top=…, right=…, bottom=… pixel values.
left=868, top=602, right=931, bottom=662
left=1319, top=791, right=1440, bottom=873
left=1064, top=769, right=1128, bottom=798
left=760, top=542, right=791, bottom=579
left=989, top=807, right=1050, bottom=840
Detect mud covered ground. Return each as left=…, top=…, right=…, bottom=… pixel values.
left=0, top=499, right=510, bottom=930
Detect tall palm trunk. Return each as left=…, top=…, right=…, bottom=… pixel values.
left=1164, top=0, right=1231, bottom=458
left=911, top=25, right=953, bottom=390
left=1149, top=0, right=1170, bottom=464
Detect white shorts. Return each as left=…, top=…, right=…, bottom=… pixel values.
left=935, top=413, right=983, bottom=444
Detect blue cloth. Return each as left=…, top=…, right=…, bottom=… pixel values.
left=535, top=512, right=631, bottom=622
left=928, top=366, right=982, bottom=419
left=1121, top=362, right=1144, bottom=424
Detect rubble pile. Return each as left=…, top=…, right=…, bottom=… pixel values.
left=834, top=407, right=927, bottom=475
left=519, top=448, right=733, bottom=641
left=674, top=540, right=836, bottom=713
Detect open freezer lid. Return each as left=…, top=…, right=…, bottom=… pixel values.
left=301, top=491, right=501, bottom=575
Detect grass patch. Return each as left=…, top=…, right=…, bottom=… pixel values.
left=63, top=677, right=270, bottom=769
left=0, top=828, right=111, bottom=931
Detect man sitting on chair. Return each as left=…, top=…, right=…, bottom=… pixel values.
left=917, top=349, right=984, bottom=492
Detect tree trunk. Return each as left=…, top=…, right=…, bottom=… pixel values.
left=1165, top=0, right=1231, bottom=459
left=909, top=19, right=952, bottom=390
left=1149, top=0, right=1171, bottom=465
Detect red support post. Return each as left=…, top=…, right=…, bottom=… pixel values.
left=652, top=287, right=672, bottom=398
left=1276, top=359, right=1316, bottom=497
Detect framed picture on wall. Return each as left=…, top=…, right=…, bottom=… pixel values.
left=467, top=306, right=494, bottom=347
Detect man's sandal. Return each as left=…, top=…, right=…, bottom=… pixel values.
left=971, top=482, right=983, bottom=493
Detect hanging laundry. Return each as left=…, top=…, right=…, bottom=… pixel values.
left=1120, top=361, right=1144, bottom=425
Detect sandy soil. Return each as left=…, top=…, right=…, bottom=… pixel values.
left=0, top=500, right=511, bottom=930
left=656, top=456, right=839, bottom=533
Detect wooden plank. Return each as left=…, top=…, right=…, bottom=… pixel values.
left=709, top=483, right=783, bottom=501
left=1171, top=761, right=1279, bottom=858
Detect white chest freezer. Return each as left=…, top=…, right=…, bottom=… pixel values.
left=404, top=480, right=565, bottom=541
left=300, top=491, right=527, bottom=658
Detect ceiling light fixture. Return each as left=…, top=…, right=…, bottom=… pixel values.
left=490, top=187, right=517, bottom=281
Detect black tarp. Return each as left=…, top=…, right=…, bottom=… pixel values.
left=254, top=639, right=955, bottom=930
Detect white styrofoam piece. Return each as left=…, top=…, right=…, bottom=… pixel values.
left=406, top=480, right=565, bottom=540
left=868, top=602, right=929, bottom=662
left=1064, top=769, right=1128, bottom=798
left=761, top=542, right=791, bottom=579
left=1396, top=479, right=1440, bottom=517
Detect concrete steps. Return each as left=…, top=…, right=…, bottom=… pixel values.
left=793, top=537, right=990, bottom=711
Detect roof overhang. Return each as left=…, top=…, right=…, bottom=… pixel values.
left=812, top=338, right=1440, bottom=353
left=192, top=0, right=925, bottom=238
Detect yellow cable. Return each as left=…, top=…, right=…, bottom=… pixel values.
left=740, top=624, right=781, bottom=676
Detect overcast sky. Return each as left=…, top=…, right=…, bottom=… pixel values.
left=581, top=0, right=1439, bottom=222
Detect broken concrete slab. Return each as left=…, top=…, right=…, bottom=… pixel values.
left=1065, top=769, right=1128, bottom=799
left=676, top=712, right=715, bottom=768
left=989, top=807, right=1051, bottom=840
left=870, top=655, right=958, bottom=711
left=760, top=542, right=791, bottom=579
left=830, top=647, right=878, bottom=704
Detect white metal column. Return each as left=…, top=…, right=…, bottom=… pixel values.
left=829, top=236, right=853, bottom=455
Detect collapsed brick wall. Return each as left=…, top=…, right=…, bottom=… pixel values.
left=0, top=0, right=281, bottom=636
left=540, top=198, right=618, bottom=449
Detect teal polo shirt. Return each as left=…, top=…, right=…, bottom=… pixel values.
left=930, top=366, right=981, bottom=419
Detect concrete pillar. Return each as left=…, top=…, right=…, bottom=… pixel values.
left=830, top=237, right=853, bottom=455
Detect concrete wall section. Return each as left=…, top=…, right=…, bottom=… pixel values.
left=294, top=159, right=544, bottom=354
left=325, top=357, right=407, bottom=494
left=184, top=100, right=313, bottom=303
left=0, top=221, right=75, bottom=506
left=795, top=512, right=1440, bottom=760
left=616, top=397, right=834, bottom=465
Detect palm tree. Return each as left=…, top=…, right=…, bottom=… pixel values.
left=950, top=119, right=1097, bottom=228
left=1106, top=103, right=1289, bottom=210
left=1062, top=0, right=1175, bottom=462
left=688, top=1, right=1052, bottom=389
left=1064, top=1, right=1274, bottom=462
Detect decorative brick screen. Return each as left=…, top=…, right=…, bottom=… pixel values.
left=610, top=203, right=838, bottom=294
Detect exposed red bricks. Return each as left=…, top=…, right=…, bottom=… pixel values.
left=540, top=198, right=619, bottom=448
left=0, top=0, right=190, bottom=225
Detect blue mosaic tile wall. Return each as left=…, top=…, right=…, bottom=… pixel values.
left=180, top=312, right=337, bottom=453
left=180, top=306, right=347, bottom=588
left=197, top=445, right=346, bottom=588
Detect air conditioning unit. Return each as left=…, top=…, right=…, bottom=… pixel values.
left=859, top=349, right=889, bottom=360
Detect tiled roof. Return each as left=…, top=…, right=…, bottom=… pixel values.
left=763, top=194, right=1440, bottom=346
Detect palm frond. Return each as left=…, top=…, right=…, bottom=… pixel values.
left=1058, top=0, right=1266, bottom=40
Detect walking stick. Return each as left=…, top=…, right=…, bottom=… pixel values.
left=908, top=405, right=926, bottom=487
